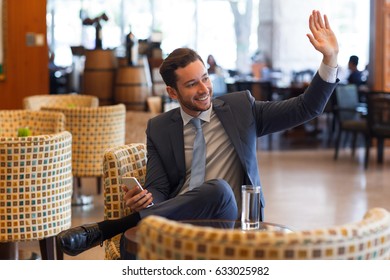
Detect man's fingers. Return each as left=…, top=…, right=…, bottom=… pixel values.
left=324, top=14, right=330, bottom=29
left=306, top=34, right=320, bottom=51
left=127, top=190, right=152, bottom=211
left=306, top=34, right=315, bottom=45
left=309, top=11, right=325, bottom=37
left=133, top=192, right=153, bottom=211
left=121, top=185, right=129, bottom=193
left=309, top=13, right=317, bottom=33
left=315, top=11, right=325, bottom=29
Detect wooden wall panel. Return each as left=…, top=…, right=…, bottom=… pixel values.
left=370, top=0, right=390, bottom=92
left=0, top=0, right=48, bottom=109
left=384, top=6, right=390, bottom=91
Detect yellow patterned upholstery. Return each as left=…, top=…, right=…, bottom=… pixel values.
left=102, top=143, right=147, bottom=260
left=137, top=208, right=390, bottom=260
left=42, top=104, right=126, bottom=181
left=23, top=94, right=99, bottom=110
left=0, top=110, right=65, bottom=137
left=0, top=110, right=72, bottom=259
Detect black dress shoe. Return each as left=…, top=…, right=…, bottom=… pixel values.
left=57, top=223, right=103, bottom=256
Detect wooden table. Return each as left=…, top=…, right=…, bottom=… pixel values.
left=122, top=220, right=293, bottom=258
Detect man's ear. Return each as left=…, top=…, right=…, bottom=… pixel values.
left=166, top=86, right=178, bottom=100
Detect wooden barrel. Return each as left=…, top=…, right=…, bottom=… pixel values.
left=83, top=50, right=117, bottom=105
left=117, top=57, right=127, bottom=67
left=114, top=65, right=152, bottom=111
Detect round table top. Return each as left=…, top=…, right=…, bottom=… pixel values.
left=123, top=219, right=293, bottom=257
left=179, top=220, right=293, bottom=232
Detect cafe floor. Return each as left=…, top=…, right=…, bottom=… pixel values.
left=17, top=116, right=390, bottom=260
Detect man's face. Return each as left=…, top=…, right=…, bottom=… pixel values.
left=167, top=60, right=213, bottom=117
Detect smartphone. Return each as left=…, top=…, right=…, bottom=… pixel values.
left=122, top=176, right=154, bottom=207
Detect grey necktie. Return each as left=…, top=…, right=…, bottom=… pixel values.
left=189, top=118, right=206, bottom=190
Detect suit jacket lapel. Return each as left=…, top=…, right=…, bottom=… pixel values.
left=168, top=109, right=186, bottom=178
left=167, top=100, right=252, bottom=187
left=212, top=99, right=248, bottom=174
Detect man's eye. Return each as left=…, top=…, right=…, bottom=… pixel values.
left=187, top=83, right=195, bottom=87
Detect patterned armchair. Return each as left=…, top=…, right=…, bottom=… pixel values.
left=23, top=94, right=99, bottom=110
left=102, top=143, right=147, bottom=260
left=0, top=110, right=72, bottom=260
left=42, top=104, right=126, bottom=198
left=0, top=110, right=65, bottom=136
left=137, top=208, right=390, bottom=260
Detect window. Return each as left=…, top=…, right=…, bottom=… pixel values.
left=47, top=0, right=259, bottom=70
left=47, top=0, right=369, bottom=80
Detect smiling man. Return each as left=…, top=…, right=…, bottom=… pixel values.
left=58, top=10, right=339, bottom=259
left=166, top=58, right=213, bottom=115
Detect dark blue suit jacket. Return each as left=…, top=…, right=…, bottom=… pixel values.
left=143, top=73, right=338, bottom=211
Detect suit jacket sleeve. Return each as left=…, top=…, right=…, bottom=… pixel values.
left=143, top=110, right=186, bottom=203
left=254, top=72, right=337, bottom=136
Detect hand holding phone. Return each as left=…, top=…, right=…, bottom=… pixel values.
left=122, top=176, right=154, bottom=207
left=122, top=176, right=144, bottom=192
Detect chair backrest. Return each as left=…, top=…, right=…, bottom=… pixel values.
left=292, top=69, right=315, bottom=84
left=334, top=84, right=361, bottom=121
left=102, top=143, right=147, bottom=260
left=0, top=131, right=73, bottom=242
left=23, top=94, right=99, bottom=110
left=367, top=93, right=390, bottom=137
left=0, top=110, right=65, bottom=136
left=137, top=208, right=390, bottom=260
left=42, top=104, right=126, bottom=177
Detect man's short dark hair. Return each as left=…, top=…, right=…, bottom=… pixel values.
left=349, top=55, right=359, bottom=66
left=159, top=48, right=205, bottom=89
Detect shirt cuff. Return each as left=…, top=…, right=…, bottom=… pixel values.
left=318, top=62, right=338, bottom=83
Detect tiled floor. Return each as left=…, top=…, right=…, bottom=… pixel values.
left=16, top=116, right=390, bottom=260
